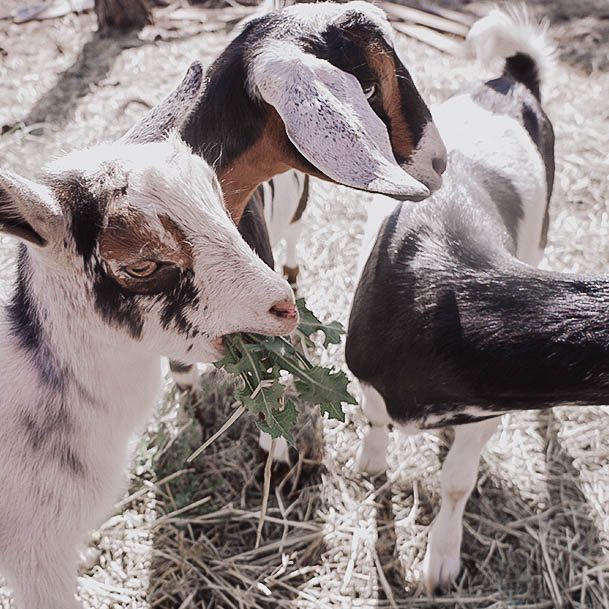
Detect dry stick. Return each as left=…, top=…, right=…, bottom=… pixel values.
left=186, top=404, right=246, bottom=463
left=372, top=548, right=398, bottom=609
left=381, top=1, right=469, bottom=36
left=418, top=3, right=476, bottom=27
left=155, top=496, right=212, bottom=524
left=176, top=590, right=196, bottom=609
left=530, top=526, right=563, bottom=608
left=256, top=439, right=275, bottom=549
left=392, top=22, right=462, bottom=55
left=114, top=467, right=194, bottom=510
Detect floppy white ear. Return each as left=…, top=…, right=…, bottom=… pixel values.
left=120, top=61, right=204, bottom=145
left=250, top=43, right=429, bottom=200
left=0, top=170, right=63, bottom=247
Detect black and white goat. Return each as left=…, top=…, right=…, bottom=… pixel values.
left=346, top=10, right=558, bottom=592
left=0, top=74, right=299, bottom=607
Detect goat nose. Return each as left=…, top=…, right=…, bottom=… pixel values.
left=269, top=299, right=298, bottom=321
left=432, top=156, right=447, bottom=176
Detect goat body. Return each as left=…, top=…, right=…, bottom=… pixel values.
left=348, top=16, right=556, bottom=427
left=159, top=1, right=449, bottom=462
left=346, top=9, right=560, bottom=592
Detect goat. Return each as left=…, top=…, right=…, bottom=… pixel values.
left=346, top=10, right=558, bottom=592
left=0, top=74, right=298, bottom=609
left=142, top=1, right=448, bottom=459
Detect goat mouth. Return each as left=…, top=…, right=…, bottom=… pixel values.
left=211, top=336, right=226, bottom=357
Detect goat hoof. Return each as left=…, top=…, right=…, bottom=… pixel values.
left=355, top=446, right=387, bottom=475
left=170, top=362, right=200, bottom=393
left=422, top=526, right=461, bottom=595
left=282, top=264, right=299, bottom=287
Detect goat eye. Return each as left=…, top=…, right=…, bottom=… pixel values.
left=124, top=260, right=158, bottom=278
left=363, top=83, right=377, bottom=100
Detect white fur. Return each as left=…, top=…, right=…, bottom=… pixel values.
left=0, top=136, right=296, bottom=609
left=355, top=384, right=391, bottom=474
left=465, top=7, right=553, bottom=79
left=262, top=171, right=306, bottom=248
left=284, top=1, right=396, bottom=47
left=432, top=94, right=547, bottom=265
left=421, top=418, right=499, bottom=592
left=258, top=432, right=291, bottom=464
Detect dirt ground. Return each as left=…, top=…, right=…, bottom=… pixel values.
left=0, top=1, right=609, bottom=608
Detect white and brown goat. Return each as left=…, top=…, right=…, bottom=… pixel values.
left=346, top=10, right=559, bottom=592
left=146, top=0, right=447, bottom=459
left=0, top=85, right=298, bottom=607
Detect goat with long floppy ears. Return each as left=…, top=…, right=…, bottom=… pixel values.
left=0, top=82, right=298, bottom=608
left=346, top=9, right=557, bottom=592
left=136, top=1, right=448, bottom=454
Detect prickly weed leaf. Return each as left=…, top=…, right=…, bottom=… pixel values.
left=296, top=298, right=345, bottom=347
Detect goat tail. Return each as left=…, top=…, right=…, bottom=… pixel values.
left=465, top=7, right=554, bottom=100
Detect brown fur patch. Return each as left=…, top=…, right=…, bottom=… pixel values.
left=365, top=43, right=415, bottom=162
left=100, top=210, right=191, bottom=267
left=100, top=209, right=192, bottom=291
left=218, top=110, right=289, bottom=224
left=283, top=264, right=299, bottom=285
left=218, top=109, right=328, bottom=224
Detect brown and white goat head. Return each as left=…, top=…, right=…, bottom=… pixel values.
left=249, top=1, right=447, bottom=197
left=170, top=1, right=446, bottom=221
left=0, top=135, right=297, bottom=364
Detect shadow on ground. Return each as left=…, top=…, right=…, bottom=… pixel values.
left=372, top=410, right=607, bottom=608
left=147, top=368, right=326, bottom=608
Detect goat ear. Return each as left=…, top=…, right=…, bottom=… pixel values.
left=251, top=45, right=430, bottom=200
left=120, top=61, right=204, bottom=144
left=0, top=170, right=62, bottom=247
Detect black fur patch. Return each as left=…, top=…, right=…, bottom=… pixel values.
left=7, top=248, right=43, bottom=354
left=159, top=268, right=200, bottom=335
left=504, top=52, right=541, bottom=101
left=7, top=247, right=66, bottom=392
left=58, top=176, right=108, bottom=266
left=291, top=173, right=309, bottom=224
left=92, top=264, right=145, bottom=340
left=239, top=187, right=275, bottom=269
left=181, top=17, right=278, bottom=170
left=347, top=188, right=609, bottom=427
left=59, top=445, right=85, bottom=476
left=169, top=360, right=193, bottom=374
left=315, top=18, right=430, bottom=151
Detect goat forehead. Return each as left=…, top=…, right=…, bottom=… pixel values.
left=44, top=166, right=224, bottom=267
left=284, top=1, right=394, bottom=44
left=47, top=137, right=225, bottom=226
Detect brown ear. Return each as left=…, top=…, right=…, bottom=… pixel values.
left=250, top=43, right=430, bottom=200
left=120, top=61, right=204, bottom=145
left=0, top=170, right=62, bottom=247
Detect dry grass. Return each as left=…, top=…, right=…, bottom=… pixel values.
left=1, top=1, right=609, bottom=607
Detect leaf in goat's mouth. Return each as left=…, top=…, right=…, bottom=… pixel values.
left=214, top=298, right=357, bottom=445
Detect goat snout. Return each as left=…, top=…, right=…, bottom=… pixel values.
left=270, top=299, right=298, bottom=321
left=266, top=297, right=298, bottom=334
left=405, top=121, right=447, bottom=194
